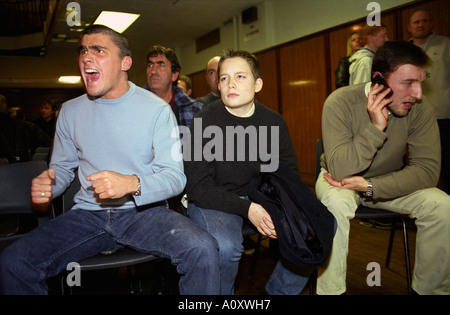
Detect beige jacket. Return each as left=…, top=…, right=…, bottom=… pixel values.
left=320, top=83, right=441, bottom=200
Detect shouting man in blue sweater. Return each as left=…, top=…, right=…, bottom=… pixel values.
left=0, top=25, right=220, bottom=295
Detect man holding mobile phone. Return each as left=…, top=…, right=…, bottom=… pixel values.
left=316, top=40, right=450, bottom=295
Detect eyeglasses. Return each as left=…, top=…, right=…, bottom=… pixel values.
left=147, top=61, right=168, bottom=69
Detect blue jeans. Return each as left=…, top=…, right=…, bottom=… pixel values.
left=0, top=205, right=220, bottom=295
left=188, top=203, right=313, bottom=295
left=265, top=260, right=314, bottom=295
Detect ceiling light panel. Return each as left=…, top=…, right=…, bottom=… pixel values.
left=93, top=11, right=140, bottom=33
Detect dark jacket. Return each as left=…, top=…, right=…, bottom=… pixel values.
left=335, top=56, right=351, bottom=89
left=248, top=166, right=335, bottom=267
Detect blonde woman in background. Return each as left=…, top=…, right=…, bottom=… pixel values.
left=335, top=31, right=362, bottom=88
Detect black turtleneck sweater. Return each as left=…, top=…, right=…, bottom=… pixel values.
left=184, top=100, right=298, bottom=218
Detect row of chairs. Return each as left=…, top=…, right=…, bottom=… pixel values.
left=0, top=147, right=50, bottom=166
left=0, top=160, right=50, bottom=252
left=0, top=139, right=411, bottom=294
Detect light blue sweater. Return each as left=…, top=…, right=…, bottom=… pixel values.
left=50, top=82, right=186, bottom=210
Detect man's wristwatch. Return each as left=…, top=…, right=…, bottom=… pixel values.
left=362, top=178, right=373, bottom=197
left=133, top=174, right=141, bottom=196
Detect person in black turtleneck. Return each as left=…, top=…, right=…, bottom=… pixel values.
left=184, top=49, right=313, bottom=295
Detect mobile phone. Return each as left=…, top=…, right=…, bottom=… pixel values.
left=371, top=73, right=393, bottom=98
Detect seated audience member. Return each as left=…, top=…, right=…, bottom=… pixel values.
left=335, top=31, right=361, bottom=88
left=349, top=24, right=388, bottom=85
left=144, top=45, right=202, bottom=211
left=184, top=49, right=315, bottom=295
left=0, top=25, right=220, bottom=295
left=0, top=95, right=51, bottom=163
left=196, top=56, right=221, bottom=106
left=34, top=99, right=57, bottom=138
left=316, top=40, right=450, bottom=295
left=177, top=75, right=192, bottom=96
left=144, top=45, right=202, bottom=128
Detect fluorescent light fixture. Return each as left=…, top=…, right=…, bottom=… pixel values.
left=58, top=76, right=81, bottom=84
left=93, top=11, right=140, bottom=33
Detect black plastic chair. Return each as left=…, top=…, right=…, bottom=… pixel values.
left=32, top=146, right=51, bottom=162
left=58, top=171, right=160, bottom=294
left=0, top=160, right=49, bottom=251
left=313, top=139, right=411, bottom=294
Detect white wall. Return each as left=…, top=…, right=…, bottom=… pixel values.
left=177, top=0, right=413, bottom=76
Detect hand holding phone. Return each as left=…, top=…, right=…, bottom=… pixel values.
left=371, top=72, right=393, bottom=98
left=368, top=72, right=392, bottom=131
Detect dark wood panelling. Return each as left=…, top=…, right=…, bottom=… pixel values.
left=279, top=34, right=328, bottom=186
left=196, top=29, right=220, bottom=53
left=382, top=12, right=397, bottom=42
left=190, top=70, right=209, bottom=99
left=255, top=49, right=279, bottom=113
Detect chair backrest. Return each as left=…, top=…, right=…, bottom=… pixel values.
left=315, top=138, right=324, bottom=182
left=32, top=146, right=51, bottom=162
left=61, top=170, right=81, bottom=213
left=0, top=160, right=47, bottom=215
left=34, top=147, right=50, bottom=154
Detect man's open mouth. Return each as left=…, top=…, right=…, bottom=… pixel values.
left=85, top=69, right=100, bottom=83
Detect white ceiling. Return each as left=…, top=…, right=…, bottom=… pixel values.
left=0, top=0, right=263, bottom=88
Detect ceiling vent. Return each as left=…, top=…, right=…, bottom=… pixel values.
left=0, top=0, right=58, bottom=56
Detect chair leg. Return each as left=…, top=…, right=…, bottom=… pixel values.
left=59, top=271, right=74, bottom=295
left=126, top=266, right=135, bottom=294
left=400, top=217, right=412, bottom=295
left=385, top=219, right=396, bottom=268
left=135, top=265, right=144, bottom=293
left=248, top=233, right=262, bottom=278
left=308, top=268, right=317, bottom=295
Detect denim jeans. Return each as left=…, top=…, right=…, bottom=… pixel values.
left=0, top=205, right=220, bottom=295
left=188, top=203, right=313, bottom=295
left=265, top=260, right=314, bottom=295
